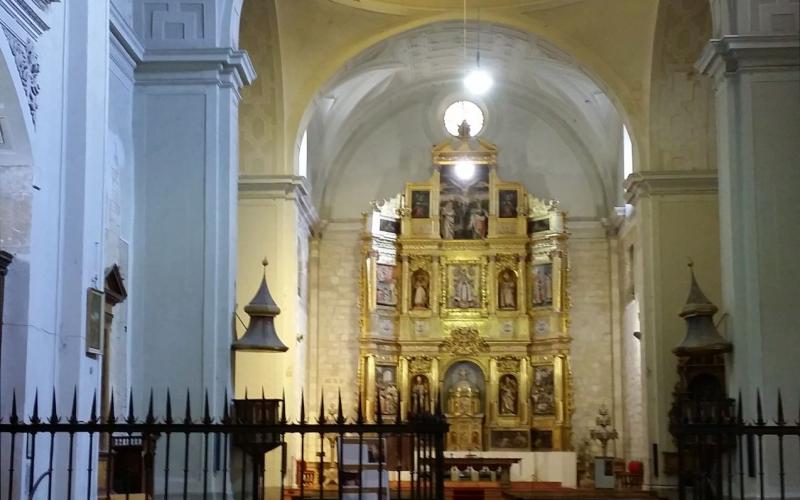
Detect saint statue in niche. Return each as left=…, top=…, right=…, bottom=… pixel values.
left=411, top=270, right=429, bottom=309
left=498, top=374, right=518, bottom=415
left=498, top=270, right=517, bottom=310
left=469, top=207, right=488, bottom=239
left=377, top=367, right=399, bottom=415
left=531, top=264, right=553, bottom=307
left=440, top=201, right=457, bottom=239
left=448, top=368, right=481, bottom=416
left=411, top=374, right=429, bottom=413
left=450, top=265, right=479, bottom=308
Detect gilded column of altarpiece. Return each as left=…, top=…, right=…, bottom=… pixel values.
left=358, top=131, right=573, bottom=451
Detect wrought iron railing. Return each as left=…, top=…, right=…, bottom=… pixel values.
left=0, top=388, right=448, bottom=499
left=673, top=391, right=800, bottom=500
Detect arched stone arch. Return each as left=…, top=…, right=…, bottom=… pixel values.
left=277, top=15, right=642, bottom=185
left=301, top=22, right=622, bottom=220
left=0, top=29, right=37, bottom=409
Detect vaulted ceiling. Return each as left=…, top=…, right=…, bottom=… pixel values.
left=306, top=21, right=624, bottom=220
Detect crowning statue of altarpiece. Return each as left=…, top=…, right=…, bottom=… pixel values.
left=359, top=123, right=573, bottom=452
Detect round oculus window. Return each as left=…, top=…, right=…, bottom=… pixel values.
left=443, top=100, right=484, bottom=137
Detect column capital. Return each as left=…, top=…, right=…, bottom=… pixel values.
left=624, top=170, right=718, bottom=205
left=697, top=35, right=800, bottom=79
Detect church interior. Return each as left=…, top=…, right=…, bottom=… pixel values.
left=0, top=0, right=798, bottom=498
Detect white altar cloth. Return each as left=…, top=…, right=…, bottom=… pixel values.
left=445, top=450, right=577, bottom=488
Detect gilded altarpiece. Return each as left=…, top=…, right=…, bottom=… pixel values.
left=359, top=129, right=573, bottom=451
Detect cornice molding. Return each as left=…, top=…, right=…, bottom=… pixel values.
left=136, top=48, right=256, bottom=88
left=697, top=34, right=800, bottom=78
left=238, top=174, right=318, bottom=229
left=0, top=0, right=50, bottom=40
left=109, top=4, right=144, bottom=69
left=624, top=170, right=718, bottom=204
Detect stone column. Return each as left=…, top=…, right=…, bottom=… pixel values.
left=698, top=5, right=800, bottom=414
left=400, top=255, right=410, bottom=314
left=487, top=255, right=497, bottom=314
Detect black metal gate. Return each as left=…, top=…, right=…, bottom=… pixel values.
left=673, top=391, right=800, bottom=500
left=0, top=389, right=448, bottom=499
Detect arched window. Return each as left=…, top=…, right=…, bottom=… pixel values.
left=298, top=129, right=308, bottom=178
left=443, top=100, right=484, bottom=137
left=622, top=125, right=633, bottom=179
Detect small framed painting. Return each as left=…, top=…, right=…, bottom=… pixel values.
left=498, top=190, right=518, bottom=218
left=410, top=190, right=430, bottom=219
left=85, top=287, right=104, bottom=355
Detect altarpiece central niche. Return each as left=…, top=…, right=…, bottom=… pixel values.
left=359, top=121, right=573, bottom=452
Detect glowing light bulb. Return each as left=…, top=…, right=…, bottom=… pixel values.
left=464, top=69, right=493, bottom=95
left=454, top=160, right=475, bottom=180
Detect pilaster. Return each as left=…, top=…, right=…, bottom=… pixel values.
left=624, top=171, right=721, bottom=487
left=698, top=31, right=800, bottom=421
left=131, top=45, right=254, bottom=421
left=235, top=174, right=317, bottom=408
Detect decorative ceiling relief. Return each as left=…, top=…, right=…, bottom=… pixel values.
left=3, top=27, right=40, bottom=124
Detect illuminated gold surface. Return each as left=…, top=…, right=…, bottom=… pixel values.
left=358, top=135, right=573, bottom=450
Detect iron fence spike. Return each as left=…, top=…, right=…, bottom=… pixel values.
left=244, top=388, right=248, bottom=400
left=222, top=388, right=230, bottom=423
left=436, top=391, right=443, bottom=417
left=776, top=390, right=785, bottom=426
left=31, top=388, right=40, bottom=423
left=376, top=388, right=383, bottom=424
left=69, top=387, right=78, bottom=424
left=261, top=387, right=265, bottom=400
left=90, top=391, right=98, bottom=424
left=340, top=389, right=348, bottom=425
left=318, top=390, right=325, bottom=424
left=49, top=388, right=59, bottom=424
left=299, top=389, right=306, bottom=424
left=354, top=390, right=362, bottom=425
left=108, top=391, right=116, bottom=424
left=10, top=389, right=18, bottom=424
left=280, top=389, right=287, bottom=425
left=395, top=391, right=402, bottom=424
left=204, top=390, right=212, bottom=425
left=165, top=389, right=173, bottom=424
left=127, top=388, right=136, bottom=424
left=756, top=389, right=765, bottom=425
left=146, top=389, right=155, bottom=424
left=184, top=389, right=192, bottom=424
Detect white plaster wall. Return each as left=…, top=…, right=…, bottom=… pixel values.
left=105, top=25, right=137, bottom=411
left=0, top=0, right=114, bottom=494
left=320, top=88, right=607, bottom=220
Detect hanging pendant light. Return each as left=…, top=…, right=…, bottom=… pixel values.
left=463, top=5, right=492, bottom=95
